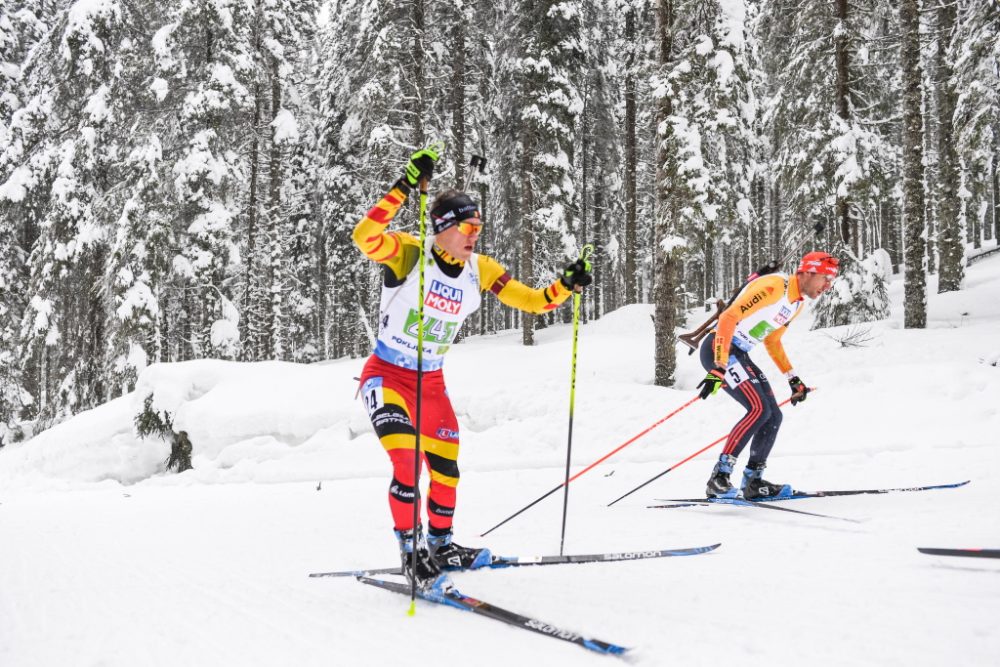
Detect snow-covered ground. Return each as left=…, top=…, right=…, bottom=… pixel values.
left=2, top=252, right=999, bottom=666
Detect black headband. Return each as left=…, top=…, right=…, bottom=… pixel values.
left=430, top=193, right=480, bottom=234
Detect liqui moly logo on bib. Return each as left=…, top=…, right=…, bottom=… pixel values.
left=425, top=280, right=463, bottom=314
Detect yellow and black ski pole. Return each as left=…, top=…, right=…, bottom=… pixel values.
left=558, top=244, right=594, bottom=556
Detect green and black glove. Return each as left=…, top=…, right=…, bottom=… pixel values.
left=697, top=367, right=726, bottom=400
left=560, top=258, right=593, bottom=290
left=403, top=145, right=441, bottom=187
left=788, top=376, right=809, bottom=405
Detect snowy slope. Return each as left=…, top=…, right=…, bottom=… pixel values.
left=1, top=252, right=999, bottom=666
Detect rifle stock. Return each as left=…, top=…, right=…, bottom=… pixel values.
left=678, top=300, right=725, bottom=353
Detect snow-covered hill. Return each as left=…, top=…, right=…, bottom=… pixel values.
left=1, top=253, right=998, bottom=666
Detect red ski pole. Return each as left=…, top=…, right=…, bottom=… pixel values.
left=479, top=395, right=701, bottom=537
left=607, top=390, right=814, bottom=506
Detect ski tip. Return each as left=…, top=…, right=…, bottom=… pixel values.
left=583, top=639, right=629, bottom=655
left=917, top=546, right=998, bottom=558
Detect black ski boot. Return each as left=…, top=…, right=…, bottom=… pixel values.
left=396, top=529, right=452, bottom=592
left=740, top=462, right=793, bottom=500
left=706, top=454, right=739, bottom=498
left=428, top=531, right=493, bottom=571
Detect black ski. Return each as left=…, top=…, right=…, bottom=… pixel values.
left=309, top=543, right=720, bottom=578
left=917, top=547, right=1000, bottom=559
left=657, top=480, right=969, bottom=504
left=356, top=575, right=628, bottom=656
left=648, top=497, right=861, bottom=523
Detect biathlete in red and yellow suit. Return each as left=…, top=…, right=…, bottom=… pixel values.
left=695, top=251, right=839, bottom=500
left=352, top=145, right=592, bottom=588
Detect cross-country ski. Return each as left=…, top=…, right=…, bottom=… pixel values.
left=357, top=575, right=629, bottom=656
left=309, top=543, right=720, bottom=578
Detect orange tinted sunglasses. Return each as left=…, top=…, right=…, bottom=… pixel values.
left=456, top=220, right=483, bottom=236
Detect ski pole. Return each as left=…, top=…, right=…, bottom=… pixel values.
left=462, top=154, right=486, bottom=192
left=607, top=391, right=812, bottom=506
left=407, top=172, right=429, bottom=614
left=558, top=244, right=594, bottom=556
left=480, top=394, right=701, bottom=537
left=407, top=140, right=446, bottom=612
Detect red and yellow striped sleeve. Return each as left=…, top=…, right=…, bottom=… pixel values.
left=352, top=181, right=409, bottom=261
left=352, top=181, right=423, bottom=280
left=476, top=254, right=572, bottom=314
left=713, top=274, right=786, bottom=367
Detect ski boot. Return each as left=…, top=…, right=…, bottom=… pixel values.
left=428, top=530, right=493, bottom=571
left=706, top=454, right=740, bottom=498
left=396, top=529, right=453, bottom=592
left=740, top=461, right=793, bottom=500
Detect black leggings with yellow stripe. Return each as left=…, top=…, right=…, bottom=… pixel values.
left=359, top=355, right=460, bottom=537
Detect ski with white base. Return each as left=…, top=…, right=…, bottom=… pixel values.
left=917, top=547, right=1000, bottom=559
left=309, top=543, right=720, bottom=578
left=356, top=575, right=628, bottom=656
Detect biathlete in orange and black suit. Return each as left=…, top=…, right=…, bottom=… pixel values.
left=695, top=252, right=840, bottom=500
left=351, top=145, right=592, bottom=589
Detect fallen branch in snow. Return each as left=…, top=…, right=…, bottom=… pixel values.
left=825, top=325, right=876, bottom=348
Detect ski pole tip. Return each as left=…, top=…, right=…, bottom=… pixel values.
left=407, top=601, right=416, bottom=617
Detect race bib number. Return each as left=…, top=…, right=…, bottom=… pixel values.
left=361, top=377, right=384, bottom=418
left=724, top=363, right=750, bottom=389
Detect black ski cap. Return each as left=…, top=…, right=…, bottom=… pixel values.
left=430, top=192, right=480, bottom=234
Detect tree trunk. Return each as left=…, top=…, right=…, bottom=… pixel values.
left=935, top=0, right=963, bottom=292
left=268, top=70, right=283, bottom=359
left=835, top=0, right=854, bottom=255
left=520, top=141, right=535, bottom=346
left=593, top=175, right=605, bottom=318
left=244, top=81, right=261, bottom=358
left=900, top=0, right=927, bottom=328
left=451, top=18, right=466, bottom=188
left=771, top=181, right=782, bottom=268
left=410, top=0, right=426, bottom=143
left=624, top=5, right=638, bottom=305
left=993, top=131, right=999, bottom=242
left=653, top=0, right=679, bottom=388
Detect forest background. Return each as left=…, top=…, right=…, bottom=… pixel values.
left=0, top=0, right=998, bottom=442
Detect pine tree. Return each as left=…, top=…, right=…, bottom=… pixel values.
left=952, top=0, right=1000, bottom=248
left=156, top=0, right=259, bottom=361
left=7, top=1, right=149, bottom=424
left=760, top=0, right=891, bottom=327
left=651, top=0, right=758, bottom=386
left=504, top=0, right=584, bottom=345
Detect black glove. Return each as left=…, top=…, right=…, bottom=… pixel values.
left=403, top=145, right=441, bottom=187
left=697, top=367, right=726, bottom=400
left=560, top=259, right=593, bottom=290
left=788, top=376, right=809, bottom=405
